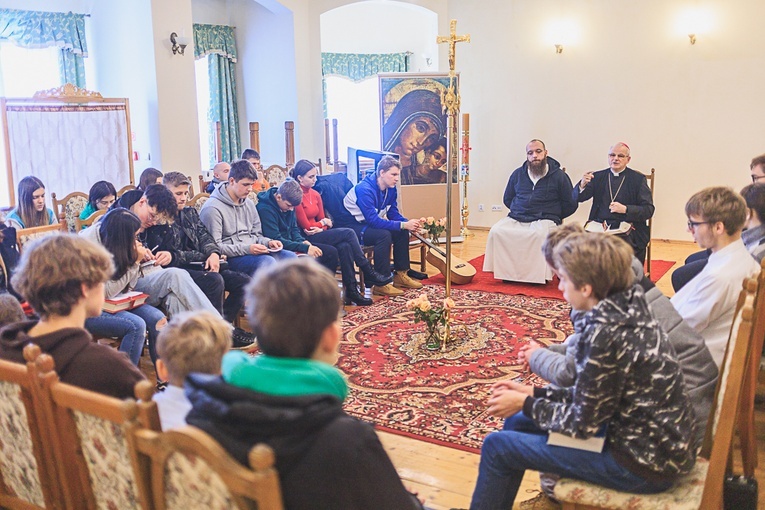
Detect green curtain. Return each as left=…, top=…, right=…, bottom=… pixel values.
left=321, top=52, right=409, bottom=117
left=0, top=8, right=88, bottom=87
left=194, top=24, right=240, bottom=165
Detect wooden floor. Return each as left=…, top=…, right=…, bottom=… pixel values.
left=374, top=230, right=765, bottom=509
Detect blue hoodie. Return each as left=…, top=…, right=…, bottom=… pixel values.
left=341, top=172, right=407, bottom=231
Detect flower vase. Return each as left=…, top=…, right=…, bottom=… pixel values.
left=425, top=323, right=441, bottom=350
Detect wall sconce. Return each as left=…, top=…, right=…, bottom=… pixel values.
left=676, top=7, right=713, bottom=46
left=546, top=19, right=580, bottom=55
left=170, top=32, right=189, bottom=55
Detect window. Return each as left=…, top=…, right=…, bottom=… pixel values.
left=0, top=42, right=61, bottom=97
left=195, top=56, right=211, bottom=172
left=324, top=76, right=381, bottom=161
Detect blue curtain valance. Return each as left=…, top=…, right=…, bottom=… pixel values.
left=0, top=8, right=87, bottom=56
left=321, top=52, right=409, bottom=82
left=194, top=24, right=237, bottom=62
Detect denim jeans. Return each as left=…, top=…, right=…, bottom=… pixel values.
left=346, top=224, right=411, bottom=274
left=85, top=304, right=165, bottom=366
left=470, top=412, right=672, bottom=509
left=226, top=250, right=297, bottom=276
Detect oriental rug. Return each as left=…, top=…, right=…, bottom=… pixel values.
left=338, top=286, right=573, bottom=453
left=425, top=255, right=675, bottom=298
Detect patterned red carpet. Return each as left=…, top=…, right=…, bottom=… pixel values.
left=425, top=255, right=675, bottom=298
left=339, top=286, right=573, bottom=453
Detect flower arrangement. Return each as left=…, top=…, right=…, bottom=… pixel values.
left=406, top=293, right=456, bottom=349
left=420, top=216, right=447, bottom=244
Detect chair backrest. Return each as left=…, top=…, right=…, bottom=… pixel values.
left=642, top=168, right=656, bottom=277
left=698, top=277, right=757, bottom=508
left=75, top=209, right=106, bottom=231
left=186, top=193, right=210, bottom=214
left=16, top=223, right=66, bottom=252
left=117, top=184, right=137, bottom=197
left=132, top=426, right=284, bottom=510
left=51, top=191, right=88, bottom=232
left=263, top=164, right=289, bottom=188
left=34, top=353, right=152, bottom=510
left=185, top=176, right=195, bottom=197
left=0, top=345, right=62, bottom=510
left=198, top=175, right=212, bottom=195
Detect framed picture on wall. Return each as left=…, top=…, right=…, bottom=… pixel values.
left=378, top=72, right=458, bottom=186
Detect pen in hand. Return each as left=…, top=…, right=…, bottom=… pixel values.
left=150, top=244, right=160, bottom=253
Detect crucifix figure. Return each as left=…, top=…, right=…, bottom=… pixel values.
left=437, top=19, right=470, bottom=76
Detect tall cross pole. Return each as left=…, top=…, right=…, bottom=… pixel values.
left=437, top=19, right=469, bottom=349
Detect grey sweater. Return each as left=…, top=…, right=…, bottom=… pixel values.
left=199, top=183, right=271, bottom=258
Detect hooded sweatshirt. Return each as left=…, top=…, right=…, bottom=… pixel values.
left=198, top=182, right=271, bottom=258
left=0, top=321, right=144, bottom=399
left=341, top=172, right=407, bottom=230
left=185, top=353, right=423, bottom=510
left=255, top=188, right=309, bottom=254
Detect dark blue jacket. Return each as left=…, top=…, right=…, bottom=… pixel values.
left=503, top=157, right=577, bottom=224
left=340, top=172, right=406, bottom=230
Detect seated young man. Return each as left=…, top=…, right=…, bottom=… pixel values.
left=185, top=259, right=425, bottom=510
left=153, top=311, right=231, bottom=430
left=255, top=179, right=340, bottom=273
left=671, top=186, right=760, bottom=366
left=334, top=155, right=424, bottom=297
left=241, top=148, right=270, bottom=193
left=146, top=172, right=253, bottom=347
left=205, top=161, right=231, bottom=193
left=199, top=159, right=295, bottom=276
left=740, top=183, right=765, bottom=263
left=0, top=235, right=144, bottom=399
left=469, top=234, right=697, bottom=509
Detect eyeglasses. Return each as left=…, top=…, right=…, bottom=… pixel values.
left=608, top=153, right=629, bottom=159
left=687, top=220, right=712, bottom=230
left=751, top=174, right=765, bottom=183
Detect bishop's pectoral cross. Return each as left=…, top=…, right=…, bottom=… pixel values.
left=437, top=19, right=470, bottom=77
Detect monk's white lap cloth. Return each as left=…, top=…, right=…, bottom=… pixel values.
left=483, top=217, right=555, bottom=284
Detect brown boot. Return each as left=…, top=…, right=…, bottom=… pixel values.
left=393, top=270, right=423, bottom=289
left=372, top=283, right=404, bottom=296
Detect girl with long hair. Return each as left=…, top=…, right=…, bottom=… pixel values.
left=80, top=180, right=117, bottom=223
left=6, top=176, right=57, bottom=229
left=291, top=160, right=393, bottom=305
left=84, top=208, right=167, bottom=367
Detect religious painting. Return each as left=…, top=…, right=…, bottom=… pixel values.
left=378, top=73, right=458, bottom=186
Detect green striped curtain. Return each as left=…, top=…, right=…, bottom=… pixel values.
left=0, top=8, right=88, bottom=87
left=194, top=23, right=240, bottom=165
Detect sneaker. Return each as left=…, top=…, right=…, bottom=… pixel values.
left=517, top=492, right=561, bottom=510
left=407, top=268, right=428, bottom=280
left=372, top=283, right=404, bottom=296
left=394, top=271, right=423, bottom=289
left=232, top=327, right=256, bottom=349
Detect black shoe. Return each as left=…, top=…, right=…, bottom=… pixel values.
left=232, top=327, right=256, bottom=348
left=407, top=269, right=428, bottom=280
left=363, top=269, right=394, bottom=288
left=344, top=286, right=373, bottom=306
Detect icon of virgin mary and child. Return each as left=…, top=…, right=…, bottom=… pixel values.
left=382, top=89, right=449, bottom=185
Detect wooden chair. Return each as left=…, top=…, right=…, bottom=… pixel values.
left=186, top=175, right=195, bottom=197
left=117, top=184, right=137, bottom=197
left=553, top=277, right=758, bottom=510
left=643, top=168, right=656, bottom=278
left=262, top=164, right=290, bottom=188
left=51, top=191, right=88, bottom=232
left=132, top=425, right=284, bottom=510
left=74, top=209, right=106, bottom=231
left=16, top=223, right=67, bottom=252
left=33, top=353, right=153, bottom=510
left=186, top=193, right=211, bottom=214
left=734, top=260, right=765, bottom=477
left=0, top=345, right=63, bottom=510
left=198, top=175, right=212, bottom=195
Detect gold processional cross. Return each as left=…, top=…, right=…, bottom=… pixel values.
left=435, top=20, right=469, bottom=349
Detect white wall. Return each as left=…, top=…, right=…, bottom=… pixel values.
left=448, top=0, right=765, bottom=240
